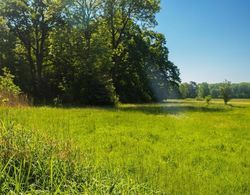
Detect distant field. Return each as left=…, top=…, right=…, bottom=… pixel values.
left=0, top=99, right=249, bottom=194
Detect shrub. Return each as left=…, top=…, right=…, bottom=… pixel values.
left=0, top=67, right=27, bottom=106
left=205, top=95, right=212, bottom=105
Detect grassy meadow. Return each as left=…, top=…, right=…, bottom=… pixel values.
left=0, top=99, right=249, bottom=194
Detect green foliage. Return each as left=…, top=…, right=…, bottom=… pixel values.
left=0, top=67, right=21, bottom=105
left=176, top=82, right=250, bottom=100
left=231, top=83, right=250, bottom=98
left=220, top=80, right=232, bottom=105
left=188, top=81, right=198, bottom=98
left=210, top=82, right=250, bottom=99
left=0, top=0, right=180, bottom=105
left=179, top=83, right=189, bottom=99
left=198, top=82, right=210, bottom=98
left=0, top=67, right=20, bottom=95
left=179, top=81, right=198, bottom=99
left=1, top=100, right=250, bottom=193
left=205, top=95, right=212, bottom=105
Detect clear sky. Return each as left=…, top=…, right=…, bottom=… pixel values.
left=156, top=0, right=250, bottom=83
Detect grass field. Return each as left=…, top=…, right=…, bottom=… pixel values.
left=0, top=99, right=249, bottom=194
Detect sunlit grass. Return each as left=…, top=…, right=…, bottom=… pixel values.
left=0, top=99, right=249, bottom=193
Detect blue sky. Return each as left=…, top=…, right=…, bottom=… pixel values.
left=156, top=0, right=250, bottom=83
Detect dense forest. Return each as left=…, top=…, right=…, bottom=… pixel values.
left=0, top=0, right=181, bottom=105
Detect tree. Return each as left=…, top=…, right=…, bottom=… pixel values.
left=220, top=80, right=232, bottom=105
left=103, top=0, right=160, bottom=51
left=179, top=83, right=189, bottom=99
left=108, top=26, right=180, bottom=102
left=188, top=81, right=198, bottom=98
left=0, top=0, right=181, bottom=105
left=145, top=31, right=180, bottom=101
left=178, top=81, right=198, bottom=99
left=103, top=0, right=161, bottom=97
left=48, top=0, right=118, bottom=105
left=0, top=17, right=16, bottom=69
left=198, top=82, right=210, bottom=98
left=1, top=0, right=65, bottom=100
left=231, top=83, right=250, bottom=98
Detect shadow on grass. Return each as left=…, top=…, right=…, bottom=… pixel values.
left=118, top=104, right=229, bottom=115
left=41, top=101, right=238, bottom=116
left=227, top=104, right=246, bottom=109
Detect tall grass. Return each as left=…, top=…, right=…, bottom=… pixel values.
left=0, top=120, right=86, bottom=193
left=0, top=115, right=158, bottom=193
left=0, top=100, right=249, bottom=194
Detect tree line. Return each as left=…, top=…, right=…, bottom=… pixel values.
left=175, top=81, right=250, bottom=100
left=0, top=0, right=180, bottom=105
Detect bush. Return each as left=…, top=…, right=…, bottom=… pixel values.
left=0, top=67, right=28, bottom=106
left=205, top=95, right=212, bottom=105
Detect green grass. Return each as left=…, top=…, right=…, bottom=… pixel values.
left=0, top=99, right=249, bottom=194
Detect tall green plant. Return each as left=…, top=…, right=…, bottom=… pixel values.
left=0, top=67, right=20, bottom=95
left=0, top=67, right=21, bottom=105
